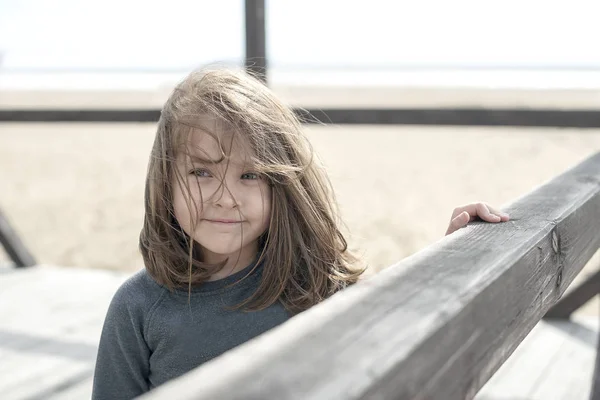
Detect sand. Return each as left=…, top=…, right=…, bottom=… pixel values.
left=1, top=87, right=599, bottom=315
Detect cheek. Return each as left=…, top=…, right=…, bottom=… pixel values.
left=172, top=189, right=190, bottom=229
left=256, top=186, right=272, bottom=228
left=172, top=182, right=203, bottom=230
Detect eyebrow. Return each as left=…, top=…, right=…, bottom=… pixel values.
left=187, top=154, right=221, bottom=164
left=187, top=154, right=255, bottom=169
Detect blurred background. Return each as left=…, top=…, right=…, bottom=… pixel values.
left=2, top=1, right=600, bottom=399
left=1, top=0, right=599, bottom=297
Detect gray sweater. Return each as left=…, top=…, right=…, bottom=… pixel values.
left=92, top=261, right=291, bottom=400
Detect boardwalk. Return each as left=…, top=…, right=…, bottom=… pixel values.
left=0, top=265, right=597, bottom=400
left=0, top=265, right=128, bottom=399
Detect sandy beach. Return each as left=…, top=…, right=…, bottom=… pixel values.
left=1, top=87, right=599, bottom=315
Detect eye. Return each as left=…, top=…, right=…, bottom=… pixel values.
left=190, top=169, right=212, bottom=178
left=241, top=172, right=259, bottom=180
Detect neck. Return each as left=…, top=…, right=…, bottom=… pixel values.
left=204, top=248, right=258, bottom=281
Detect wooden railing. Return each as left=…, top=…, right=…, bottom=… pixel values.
left=0, top=209, right=35, bottom=267
left=138, top=152, right=600, bottom=399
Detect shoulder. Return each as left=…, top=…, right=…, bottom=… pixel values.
left=108, top=269, right=168, bottom=319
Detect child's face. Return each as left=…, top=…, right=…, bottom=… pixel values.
left=173, top=128, right=271, bottom=268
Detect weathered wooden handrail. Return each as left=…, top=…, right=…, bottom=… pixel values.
left=140, top=152, right=600, bottom=400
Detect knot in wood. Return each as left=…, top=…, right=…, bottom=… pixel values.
left=551, top=230, right=559, bottom=254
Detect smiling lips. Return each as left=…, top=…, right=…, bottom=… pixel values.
left=204, top=219, right=243, bottom=224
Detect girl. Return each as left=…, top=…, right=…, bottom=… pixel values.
left=92, top=68, right=509, bottom=400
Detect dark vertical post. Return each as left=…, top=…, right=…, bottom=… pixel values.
left=245, top=0, right=267, bottom=84
left=544, top=270, right=600, bottom=319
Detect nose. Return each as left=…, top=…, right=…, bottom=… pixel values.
left=213, top=182, right=238, bottom=209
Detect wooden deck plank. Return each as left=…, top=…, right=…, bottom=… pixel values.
left=0, top=315, right=103, bottom=370
left=0, top=329, right=100, bottom=398
left=6, top=357, right=93, bottom=399
left=475, top=319, right=578, bottom=398
left=0, top=321, right=100, bottom=387
left=2, top=356, right=91, bottom=400
left=528, top=317, right=598, bottom=400
left=0, top=268, right=122, bottom=371
left=0, top=265, right=128, bottom=399
left=476, top=316, right=598, bottom=399
left=47, top=376, right=95, bottom=400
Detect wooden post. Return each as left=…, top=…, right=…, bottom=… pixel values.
left=544, top=269, right=600, bottom=319
left=244, top=0, right=267, bottom=83
left=0, top=209, right=36, bottom=267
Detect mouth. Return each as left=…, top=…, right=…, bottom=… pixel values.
left=204, top=219, right=243, bottom=224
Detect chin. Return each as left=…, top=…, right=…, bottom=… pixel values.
left=197, top=241, right=245, bottom=258
left=207, top=248, right=242, bottom=258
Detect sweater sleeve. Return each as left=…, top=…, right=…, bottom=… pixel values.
left=92, top=279, right=152, bottom=400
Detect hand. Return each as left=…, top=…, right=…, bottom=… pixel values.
left=445, top=202, right=510, bottom=236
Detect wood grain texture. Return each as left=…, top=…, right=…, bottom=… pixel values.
left=139, top=152, right=600, bottom=400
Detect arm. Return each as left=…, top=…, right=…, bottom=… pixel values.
left=92, top=283, right=151, bottom=400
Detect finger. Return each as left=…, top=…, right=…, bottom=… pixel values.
left=446, top=211, right=470, bottom=235
left=449, top=207, right=466, bottom=221
left=455, top=203, right=483, bottom=219
left=476, top=203, right=501, bottom=222
left=483, top=203, right=510, bottom=221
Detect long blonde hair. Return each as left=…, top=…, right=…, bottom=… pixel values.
left=139, top=67, right=365, bottom=314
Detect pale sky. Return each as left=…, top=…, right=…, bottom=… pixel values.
left=1, top=0, right=599, bottom=70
